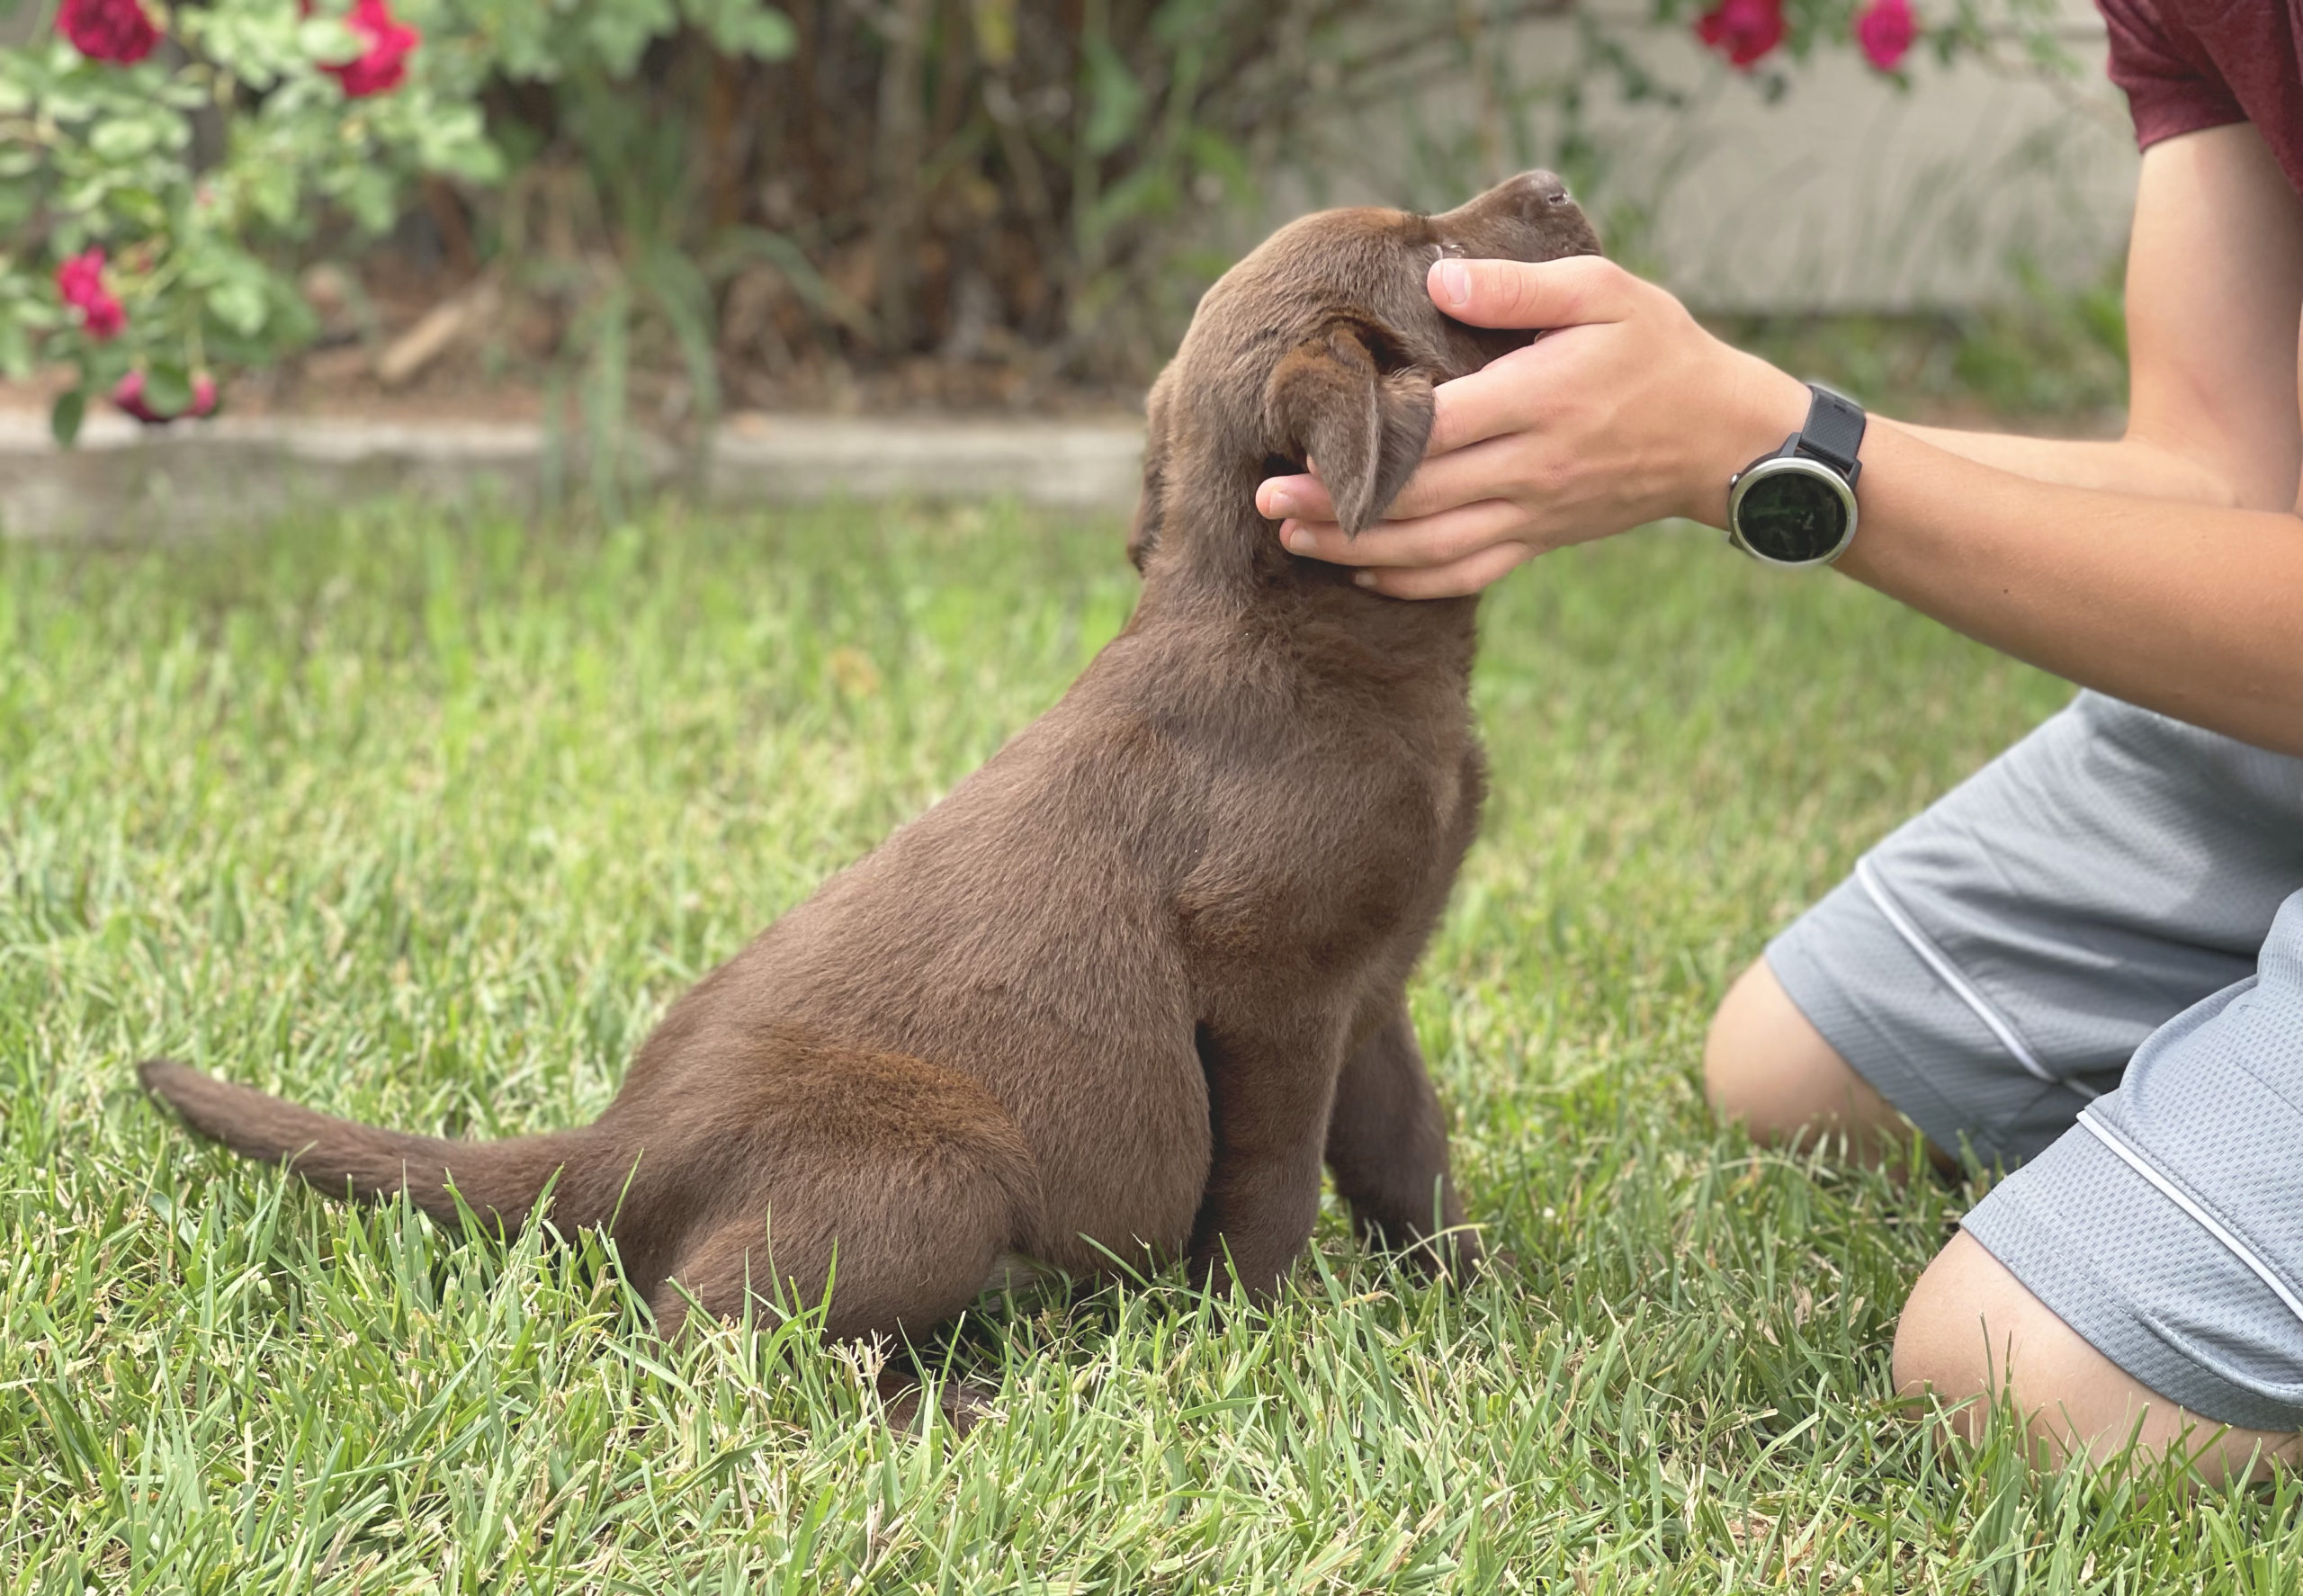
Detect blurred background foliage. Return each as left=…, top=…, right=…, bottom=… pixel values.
left=3, top=0, right=2126, bottom=462
left=400, top=0, right=2117, bottom=416
left=1721, top=258, right=2128, bottom=425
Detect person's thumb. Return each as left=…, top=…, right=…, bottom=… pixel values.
left=1428, top=254, right=1633, bottom=330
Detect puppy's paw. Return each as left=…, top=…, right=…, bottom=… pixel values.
left=1376, top=1224, right=1490, bottom=1288
left=875, top=1367, right=997, bottom=1436
left=1187, top=1248, right=1289, bottom=1310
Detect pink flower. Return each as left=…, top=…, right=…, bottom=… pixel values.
left=1854, top=0, right=1917, bottom=71
left=112, top=371, right=221, bottom=426
left=56, top=0, right=160, bottom=64
left=315, top=0, right=421, bottom=98
left=1695, top=0, right=1786, bottom=69
left=55, top=248, right=126, bottom=341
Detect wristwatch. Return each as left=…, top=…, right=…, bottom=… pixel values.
left=1725, top=383, right=1867, bottom=568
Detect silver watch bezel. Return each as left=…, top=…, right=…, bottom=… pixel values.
left=1725, top=454, right=1859, bottom=569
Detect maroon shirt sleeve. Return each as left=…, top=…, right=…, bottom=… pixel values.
left=2096, top=0, right=2247, bottom=149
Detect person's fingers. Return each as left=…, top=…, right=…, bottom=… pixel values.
left=1257, top=471, right=1333, bottom=523
left=1350, top=539, right=1534, bottom=599
left=1282, top=497, right=1531, bottom=569
left=1379, top=435, right=1536, bottom=521
left=1429, top=254, right=1637, bottom=333
left=1415, top=343, right=1559, bottom=458
left=1267, top=431, right=1526, bottom=529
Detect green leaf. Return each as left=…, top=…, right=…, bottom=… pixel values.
left=49, top=389, right=85, bottom=448
left=1187, top=127, right=1250, bottom=198
left=1082, top=39, right=1146, bottom=159
left=583, top=0, right=678, bottom=77
left=207, top=273, right=269, bottom=334
left=1086, top=165, right=1177, bottom=238
left=87, top=114, right=166, bottom=161
left=297, top=18, right=360, bottom=58
left=0, top=318, right=30, bottom=382
left=142, top=363, right=193, bottom=417
left=681, top=0, right=797, bottom=60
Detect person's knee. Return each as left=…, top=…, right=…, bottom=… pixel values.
left=1891, top=1233, right=2002, bottom=1432
left=1703, top=957, right=1895, bottom=1148
left=1891, top=1232, right=2299, bottom=1479
left=1895, top=1232, right=2135, bottom=1424
left=1702, top=958, right=1785, bottom=1125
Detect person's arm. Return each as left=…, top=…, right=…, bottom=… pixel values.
left=1833, top=425, right=2303, bottom=749
left=1888, top=422, right=2233, bottom=501
left=1897, top=124, right=2303, bottom=508
left=1259, top=124, right=2303, bottom=754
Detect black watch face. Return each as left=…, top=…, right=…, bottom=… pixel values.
left=1736, top=470, right=1850, bottom=563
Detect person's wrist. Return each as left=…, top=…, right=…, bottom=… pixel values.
left=1695, top=354, right=1810, bottom=527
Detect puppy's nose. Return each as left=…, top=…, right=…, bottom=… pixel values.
left=1509, top=170, right=1573, bottom=210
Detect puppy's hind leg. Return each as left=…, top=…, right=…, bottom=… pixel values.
left=648, top=1045, right=1041, bottom=1430
left=1324, top=1006, right=1480, bottom=1280
left=651, top=1173, right=1018, bottom=1431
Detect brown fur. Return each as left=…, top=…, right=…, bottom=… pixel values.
left=139, top=174, right=1600, bottom=1363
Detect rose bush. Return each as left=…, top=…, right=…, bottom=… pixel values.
left=316, top=0, right=424, bottom=97
left=1697, top=0, right=1790, bottom=69
left=0, top=0, right=2027, bottom=447
left=113, top=367, right=219, bottom=423
left=0, top=0, right=796, bottom=443
left=1687, top=0, right=1931, bottom=74
left=54, top=248, right=124, bottom=340
left=1854, top=0, right=1919, bottom=71
left=56, top=0, right=159, bottom=64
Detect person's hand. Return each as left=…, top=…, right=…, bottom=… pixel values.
left=1256, top=256, right=1811, bottom=597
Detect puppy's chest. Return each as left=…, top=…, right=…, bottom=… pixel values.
left=1171, top=737, right=1474, bottom=972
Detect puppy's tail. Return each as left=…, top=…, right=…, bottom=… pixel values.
left=137, top=1059, right=619, bottom=1233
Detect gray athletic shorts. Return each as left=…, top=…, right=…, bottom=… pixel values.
left=1768, top=690, right=2303, bottom=1430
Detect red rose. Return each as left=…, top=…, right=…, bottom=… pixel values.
left=55, top=247, right=127, bottom=341
left=1695, top=0, right=1786, bottom=69
left=317, top=0, right=421, bottom=98
left=56, top=0, right=160, bottom=64
left=1855, top=0, right=1917, bottom=71
left=112, top=371, right=221, bottom=426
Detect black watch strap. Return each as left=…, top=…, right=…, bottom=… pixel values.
left=1797, top=382, right=1866, bottom=483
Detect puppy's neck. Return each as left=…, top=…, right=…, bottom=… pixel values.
left=1135, top=465, right=1480, bottom=695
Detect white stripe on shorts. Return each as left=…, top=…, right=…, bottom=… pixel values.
left=1856, top=856, right=2098, bottom=1099
left=2076, top=1108, right=2303, bottom=1332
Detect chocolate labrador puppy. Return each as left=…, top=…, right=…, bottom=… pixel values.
left=141, top=173, right=1600, bottom=1351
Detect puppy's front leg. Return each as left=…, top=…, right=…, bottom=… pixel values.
left=1324, top=1005, right=1478, bottom=1278
left=1187, top=1011, right=1342, bottom=1300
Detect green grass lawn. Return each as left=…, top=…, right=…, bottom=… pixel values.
left=4, top=502, right=2297, bottom=1592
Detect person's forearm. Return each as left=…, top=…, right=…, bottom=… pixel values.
left=1891, top=421, right=2246, bottom=507
left=1838, top=424, right=2303, bottom=755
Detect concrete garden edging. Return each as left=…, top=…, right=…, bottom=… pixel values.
left=0, top=409, right=1146, bottom=538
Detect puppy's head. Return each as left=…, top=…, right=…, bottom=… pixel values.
left=1130, top=171, right=1600, bottom=571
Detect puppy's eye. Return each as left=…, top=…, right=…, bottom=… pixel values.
left=1546, top=189, right=1573, bottom=206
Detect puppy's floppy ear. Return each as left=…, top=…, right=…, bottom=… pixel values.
left=1263, top=318, right=1435, bottom=535
left=1129, top=376, right=1171, bottom=572
left=1127, top=456, right=1161, bottom=572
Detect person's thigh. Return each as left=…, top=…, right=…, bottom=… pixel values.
left=1895, top=1233, right=2299, bottom=1482
left=1758, top=690, right=2303, bottom=1165
left=1931, top=886, right=2303, bottom=1450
